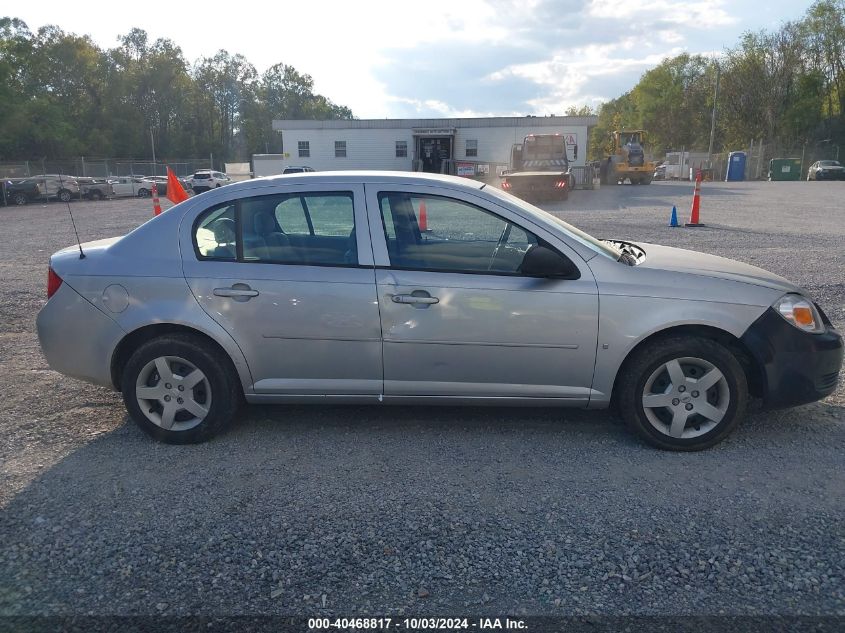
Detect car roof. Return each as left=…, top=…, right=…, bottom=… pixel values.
left=244, top=170, right=485, bottom=190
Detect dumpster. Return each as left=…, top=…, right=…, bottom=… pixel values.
left=768, top=158, right=801, bottom=181
left=725, top=151, right=746, bottom=181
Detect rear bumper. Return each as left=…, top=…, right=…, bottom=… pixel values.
left=36, top=283, right=126, bottom=388
left=740, top=307, right=843, bottom=408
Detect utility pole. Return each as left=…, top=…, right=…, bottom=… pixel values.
left=707, top=61, right=721, bottom=168
left=150, top=129, right=157, bottom=177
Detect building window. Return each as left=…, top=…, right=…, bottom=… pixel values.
left=395, top=141, right=408, bottom=158
left=465, top=139, right=478, bottom=157
left=335, top=140, right=347, bottom=158
left=298, top=141, right=310, bottom=158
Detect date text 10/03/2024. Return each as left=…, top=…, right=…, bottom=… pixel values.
left=308, top=618, right=528, bottom=630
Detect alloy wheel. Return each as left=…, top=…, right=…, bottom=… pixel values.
left=135, top=356, right=211, bottom=431
left=641, top=356, right=729, bottom=439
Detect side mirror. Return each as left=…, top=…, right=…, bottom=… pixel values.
left=519, top=245, right=579, bottom=279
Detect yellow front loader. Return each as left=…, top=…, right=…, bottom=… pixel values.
left=604, top=129, right=656, bottom=185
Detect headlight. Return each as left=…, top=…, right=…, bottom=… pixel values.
left=773, top=294, right=825, bottom=334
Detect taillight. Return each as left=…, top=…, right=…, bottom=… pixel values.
left=501, top=180, right=511, bottom=190
left=555, top=180, right=567, bottom=189
left=47, top=267, right=62, bottom=299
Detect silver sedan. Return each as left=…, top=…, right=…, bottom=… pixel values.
left=37, top=172, right=843, bottom=450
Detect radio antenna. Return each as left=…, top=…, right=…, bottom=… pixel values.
left=58, top=172, right=85, bottom=259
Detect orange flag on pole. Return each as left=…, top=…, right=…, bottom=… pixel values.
left=166, top=167, right=190, bottom=204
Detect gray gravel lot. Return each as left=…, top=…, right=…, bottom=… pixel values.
left=0, top=181, right=843, bottom=617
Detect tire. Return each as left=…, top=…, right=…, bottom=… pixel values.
left=90, top=189, right=103, bottom=201
left=13, top=193, right=28, bottom=206
left=616, top=336, right=748, bottom=451
left=121, top=334, right=241, bottom=444
left=137, top=188, right=150, bottom=198
left=215, top=183, right=221, bottom=188
left=58, top=189, right=72, bottom=202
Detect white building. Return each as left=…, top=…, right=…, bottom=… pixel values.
left=270, top=116, right=597, bottom=175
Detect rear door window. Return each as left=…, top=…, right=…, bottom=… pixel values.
left=194, top=192, right=357, bottom=266
left=194, top=204, right=237, bottom=260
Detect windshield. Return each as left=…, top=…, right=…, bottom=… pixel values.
left=485, top=185, right=622, bottom=260
left=820, top=160, right=840, bottom=166
left=523, top=135, right=566, bottom=161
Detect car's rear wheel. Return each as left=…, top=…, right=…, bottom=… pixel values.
left=90, top=189, right=103, bottom=200
left=12, top=193, right=28, bottom=205
left=137, top=188, right=150, bottom=198
left=617, top=336, right=748, bottom=451
left=58, top=189, right=72, bottom=202
left=121, top=334, right=240, bottom=444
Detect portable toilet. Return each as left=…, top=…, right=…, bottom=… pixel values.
left=768, top=158, right=801, bottom=181
left=725, top=151, right=746, bottom=181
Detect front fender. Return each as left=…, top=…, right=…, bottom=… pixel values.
left=588, top=294, right=768, bottom=408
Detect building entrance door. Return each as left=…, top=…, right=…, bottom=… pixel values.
left=417, top=137, right=452, bottom=173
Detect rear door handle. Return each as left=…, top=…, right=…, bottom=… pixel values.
left=391, top=293, right=439, bottom=305
left=213, top=284, right=259, bottom=301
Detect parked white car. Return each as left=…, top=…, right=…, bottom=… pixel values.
left=190, top=170, right=231, bottom=193
left=109, top=177, right=153, bottom=198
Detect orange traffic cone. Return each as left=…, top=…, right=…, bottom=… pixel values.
left=685, top=171, right=704, bottom=227
left=152, top=181, right=162, bottom=216
left=418, top=198, right=428, bottom=231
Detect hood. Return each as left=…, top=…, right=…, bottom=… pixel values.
left=636, top=243, right=800, bottom=293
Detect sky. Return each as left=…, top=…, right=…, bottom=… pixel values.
left=11, top=0, right=814, bottom=119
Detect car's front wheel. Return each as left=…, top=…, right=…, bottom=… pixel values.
left=12, top=193, right=28, bottom=205
left=617, top=336, right=748, bottom=451
left=137, top=188, right=150, bottom=198
left=121, top=334, right=240, bottom=444
left=58, top=189, right=72, bottom=202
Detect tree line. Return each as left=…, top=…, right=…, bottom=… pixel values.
left=587, top=0, right=845, bottom=161
left=0, top=18, right=353, bottom=163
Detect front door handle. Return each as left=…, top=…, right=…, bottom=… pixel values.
left=213, top=284, right=259, bottom=301
left=391, top=292, right=439, bottom=306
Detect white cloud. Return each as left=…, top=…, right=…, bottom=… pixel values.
left=11, top=0, right=762, bottom=118
left=587, top=0, right=736, bottom=27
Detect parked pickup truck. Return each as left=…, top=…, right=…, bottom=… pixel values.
left=76, top=177, right=115, bottom=200
left=500, top=134, right=576, bottom=202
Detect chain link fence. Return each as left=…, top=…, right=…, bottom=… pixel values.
left=0, top=157, right=213, bottom=180
left=708, top=141, right=840, bottom=181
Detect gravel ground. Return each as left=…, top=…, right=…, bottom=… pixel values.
left=0, top=181, right=843, bottom=618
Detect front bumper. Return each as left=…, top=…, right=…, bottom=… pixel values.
left=740, top=307, right=843, bottom=408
